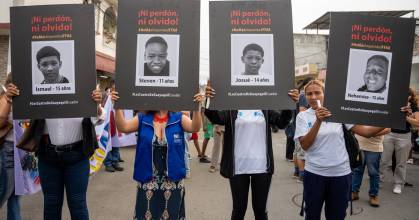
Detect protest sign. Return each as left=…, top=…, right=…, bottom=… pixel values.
left=324, top=13, right=415, bottom=128
left=10, top=4, right=97, bottom=119
left=209, top=0, right=295, bottom=110
left=115, top=0, right=200, bottom=110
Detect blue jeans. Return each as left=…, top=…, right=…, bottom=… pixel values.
left=352, top=150, right=381, bottom=196
left=38, top=146, right=90, bottom=220
left=0, top=141, right=22, bottom=220
left=104, top=147, right=120, bottom=167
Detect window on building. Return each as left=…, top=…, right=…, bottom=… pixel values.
left=103, top=7, right=117, bottom=43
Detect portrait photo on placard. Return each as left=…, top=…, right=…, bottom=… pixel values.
left=231, top=34, right=275, bottom=86
left=344, top=48, right=392, bottom=105
left=31, top=40, right=75, bottom=95
left=135, top=34, right=179, bottom=87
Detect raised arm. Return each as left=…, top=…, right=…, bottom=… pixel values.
left=203, top=83, right=226, bottom=125
left=350, top=125, right=385, bottom=138
left=0, top=83, right=19, bottom=127
left=406, top=112, right=419, bottom=127
left=352, top=105, right=411, bottom=137
left=111, top=90, right=138, bottom=133
left=115, top=109, right=139, bottom=133
left=182, top=110, right=202, bottom=133
left=0, top=95, right=11, bottom=128
left=181, top=92, right=204, bottom=133
left=298, top=107, right=331, bottom=151
left=374, top=128, right=390, bottom=136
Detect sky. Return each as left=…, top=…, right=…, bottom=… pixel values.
left=198, top=0, right=419, bottom=83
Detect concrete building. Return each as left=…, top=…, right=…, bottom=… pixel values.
left=293, top=34, right=328, bottom=85
left=0, top=0, right=13, bottom=84
left=294, top=34, right=328, bottom=69
left=0, top=0, right=117, bottom=88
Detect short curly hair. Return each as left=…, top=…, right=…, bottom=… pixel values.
left=36, top=46, right=61, bottom=63
left=242, top=43, right=264, bottom=57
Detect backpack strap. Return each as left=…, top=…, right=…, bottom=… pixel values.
left=299, top=192, right=305, bottom=217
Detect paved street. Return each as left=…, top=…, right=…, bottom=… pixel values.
left=2, top=131, right=419, bottom=220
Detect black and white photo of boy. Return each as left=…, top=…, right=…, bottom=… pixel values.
left=345, top=48, right=391, bottom=105
left=240, top=43, right=265, bottom=76
left=143, top=36, right=170, bottom=77
left=31, top=40, right=75, bottom=95
left=357, top=55, right=389, bottom=93
left=231, top=34, right=274, bottom=86
left=135, top=34, right=179, bottom=87
left=36, top=46, right=70, bottom=84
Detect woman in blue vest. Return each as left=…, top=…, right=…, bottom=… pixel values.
left=112, top=91, right=203, bottom=220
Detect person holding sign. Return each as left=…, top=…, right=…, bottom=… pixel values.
left=143, top=36, right=170, bottom=77
left=112, top=90, right=203, bottom=220
left=294, top=80, right=410, bottom=219
left=380, top=88, right=418, bottom=194
left=357, top=55, right=389, bottom=93
left=0, top=74, right=22, bottom=220
left=8, top=81, right=103, bottom=220
left=204, top=84, right=298, bottom=220
left=36, top=46, right=70, bottom=84
left=351, top=129, right=390, bottom=207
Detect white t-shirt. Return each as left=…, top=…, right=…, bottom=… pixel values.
left=294, top=108, right=352, bottom=177
left=44, top=118, right=84, bottom=145
left=234, top=110, right=267, bottom=175
left=43, top=114, right=104, bottom=146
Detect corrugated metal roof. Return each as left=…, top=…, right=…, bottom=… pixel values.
left=304, top=10, right=415, bottom=30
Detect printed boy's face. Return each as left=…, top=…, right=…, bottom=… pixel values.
left=241, top=50, right=263, bottom=75
left=363, top=59, right=388, bottom=92
left=144, top=42, right=168, bottom=74
left=37, top=56, right=62, bottom=82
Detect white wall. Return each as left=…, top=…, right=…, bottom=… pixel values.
left=0, top=0, right=13, bottom=23
left=294, top=34, right=328, bottom=69
left=411, top=64, right=419, bottom=90
left=94, top=0, right=116, bottom=58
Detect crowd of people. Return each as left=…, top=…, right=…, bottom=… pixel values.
left=0, top=72, right=418, bottom=220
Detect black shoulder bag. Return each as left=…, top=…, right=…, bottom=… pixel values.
left=342, top=124, right=362, bottom=170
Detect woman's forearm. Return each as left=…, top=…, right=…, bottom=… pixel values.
left=406, top=112, right=419, bottom=127
left=0, top=96, right=11, bottom=128
left=299, top=120, right=321, bottom=151
left=115, top=109, right=128, bottom=132
left=191, top=110, right=202, bottom=132
left=351, top=125, right=385, bottom=138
